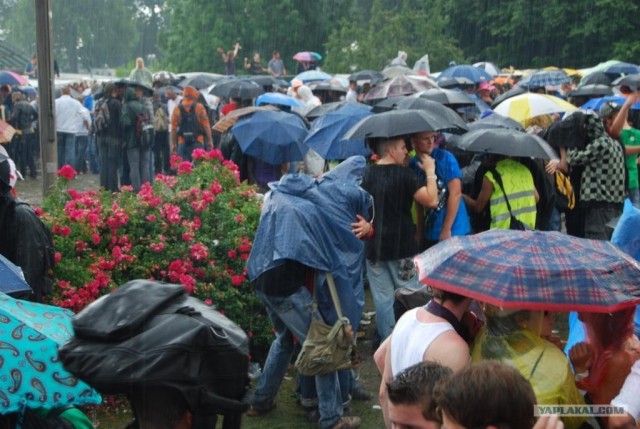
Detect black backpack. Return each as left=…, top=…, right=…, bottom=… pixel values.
left=177, top=103, right=203, bottom=144
left=93, top=98, right=110, bottom=134
left=135, top=112, right=155, bottom=149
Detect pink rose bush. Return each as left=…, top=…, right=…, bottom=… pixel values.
left=42, top=152, right=272, bottom=356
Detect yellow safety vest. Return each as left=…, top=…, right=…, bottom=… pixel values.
left=485, top=159, right=537, bottom=230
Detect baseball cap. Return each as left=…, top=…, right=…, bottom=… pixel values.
left=598, top=101, right=621, bottom=119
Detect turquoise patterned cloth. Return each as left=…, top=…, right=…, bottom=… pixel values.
left=0, top=293, right=102, bottom=413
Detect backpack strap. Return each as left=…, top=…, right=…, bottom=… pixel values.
left=488, top=168, right=515, bottom=217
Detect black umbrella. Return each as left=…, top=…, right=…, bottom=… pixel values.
left=348, top=70, right=384, bottom=82
left=305, top=101, right=348, bottom=120
left=448, top=128, right=558, bottom=159
left=437, top=76, right=474, bottom=89
left=491, top=86, right=526, bottom=108
left=177, top=73, right=221, bottom=89
left=612, top=74, right=640, bottom=91
left=247, top=75, right=287, bottom=88
left=311, top=82, right=347, bottom=93
left=417, top=88, right=476, bottom=107
left=467, top=112, right=524, bottom=131
left=155, top=85, right=184, bottom=98
left=344, top=109, right=464, bottom=140
left=209, top=78, right=264, bottom=99
left=580, top=71, right=613, bottom=86
left=374, top=96, right=468, bottom=133
left=113, top=78, right=154, bottom=97
left=567, top=84, right=613, bottom=98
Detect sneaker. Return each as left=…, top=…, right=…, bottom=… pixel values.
left=246, top=402, right=276, bottom=417
left=330, top=416, right=361, bottom=429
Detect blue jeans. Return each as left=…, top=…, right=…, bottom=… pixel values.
left=126, top=146, right=151, bottom=193
left=75, top=134, right=88, bottom=172
left=253, top=288, right=343, bottom=429
left=87, top=133, right=99, bottom=173
left=366, top=258, right=420, bottom=341
left=56, top=132, right=76, bottom=168
left=180, top=141, right=204, bottom=162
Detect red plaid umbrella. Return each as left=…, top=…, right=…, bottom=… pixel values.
left=414, top=230, right=640, bottom=313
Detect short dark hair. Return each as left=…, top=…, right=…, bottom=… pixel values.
left=387, top=362, right=452, bottom=423
left=434, top=361, right=537, bottom=429
left=129, top=387, right=190, bottom=429
left=431, top=288, right=468, bottom=304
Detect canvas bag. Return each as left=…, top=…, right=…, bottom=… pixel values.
left=295, top=273, right=355, bottom=376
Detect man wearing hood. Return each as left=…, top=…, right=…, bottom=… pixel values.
left=170, top=85, right=212, bottom=162
left=120, top=87, right=150, bottom=192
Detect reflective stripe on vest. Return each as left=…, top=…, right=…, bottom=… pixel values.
left=486, top=159, right=537, bottom=230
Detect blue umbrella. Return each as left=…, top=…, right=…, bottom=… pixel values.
left=256, top=92, right=304, bottom=108
left=294, top=70, right=332, bottom=83
left=518, top=69, right=571, bottom=89
left=603, top=62, right=640, bottom=77
left=437, top=65, right=493, bottom=84
left=0, top=292, right=102, bottom=413
left=579, top=96, right=640, bottom=111
left=304, top=103, right=373, bottom=160
left=0, top=254, right=32, bottom=295
left=232, top=110, right=309, bottom=164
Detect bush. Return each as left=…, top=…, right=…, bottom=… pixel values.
left=41, top=149, right=273, bottom=360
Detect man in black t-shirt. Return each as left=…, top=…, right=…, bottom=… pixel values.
left=361, top=137, right=438, bottom=341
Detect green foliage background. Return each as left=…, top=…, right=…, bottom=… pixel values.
left=1, top=0, right=638, bottom=74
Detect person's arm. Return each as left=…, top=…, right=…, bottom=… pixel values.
left=440, top=178, right=462, bottom=241
left=377, top=337, right=394, bottom=429
left=243, top=57, right=250, bottom=70
left=413, top=153, right=438, bottom=209
left=610, top=92, right=639, bottom=139
left=566, top=138, right=606, bottom=167
left=232, top=42, right=240, bottom=59
left=610, top=359, right=640, bottom=427
left=351, top=214, right=373, bottom=240
left=463, top=176, right=493, bottom=213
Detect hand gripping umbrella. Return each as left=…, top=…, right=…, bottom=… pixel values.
left=414, top=229, right=640, bottom=313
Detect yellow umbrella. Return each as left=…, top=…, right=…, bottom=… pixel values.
left=493, top=93, right=577, bottom=126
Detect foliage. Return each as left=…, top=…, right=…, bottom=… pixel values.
left=41, top=150, right=273, bottom=360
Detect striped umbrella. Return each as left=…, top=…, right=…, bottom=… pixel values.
left=518, top=69, right=571, bottom=89
left=493, top=93, right=577, bottom=126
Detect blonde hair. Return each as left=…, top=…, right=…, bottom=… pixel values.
left=523, top=114, right=553, bottom=130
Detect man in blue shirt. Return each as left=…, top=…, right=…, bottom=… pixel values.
left=409, top=132, right=471, bottom=249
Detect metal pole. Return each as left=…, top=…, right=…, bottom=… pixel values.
left=35, top=0, right=57, bottom=196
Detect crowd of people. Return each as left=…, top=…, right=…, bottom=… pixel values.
left=1, top=52, right=640, bottom=429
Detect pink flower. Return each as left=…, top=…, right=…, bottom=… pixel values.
left=150, top=242, right=165, bottom=253
left=189, top=243, right=208, bottom=260
left=161, top=203, right=182, bottom=225
left=146, top=214, right=156, bottom=222
left=177, top=161, right=193, bottom=175
left=57, top=165, right=77, bottom=180
left=53, top=225, right=72, bottom=237
left=238, top=239, right=252, bottom=254
left=210, top=181, right=223, bottom=195
left=204, top=298, right=213, bottom=306
left=92, top=233, right=101, bottom=245
left=54, top=252, right=62, bottom=264
left=231, top=275, right=245, bottom=286
left=227, top=249, right=237, bottom=259
left=208, top=148, right=224, bottom=161
left=170, top=154, right=183, bottom=170
left=181, top=232, right=194, bottom=242
left=192, top=148, right=209, bottom=160
left=235, top=214, right=245, bottom=223
left=33, top=206, right=44, bottom=216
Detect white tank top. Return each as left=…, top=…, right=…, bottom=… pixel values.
left=390, top=307, right=454, bottom=377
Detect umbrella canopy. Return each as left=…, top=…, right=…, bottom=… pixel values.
left=0, top=293, right=102, bottom=413
left=491, top=86, right=526, bottom=108
left=448, top=127, right=558, bottom=159
left=294, top=70, right=332, bottom=84
left=256, top=92, right=303, bottom=108
left=493, top=93, right=577, bottom=126
left=311, top=82, right=347, bottom=93
left=364, top=75, right=434, bottom=102
left=232, top=109, right=309, bottom=164
left=579, top=71, right=613, bottom=87
left=304, top=101, right=348, bottom=120
left=344, top=109, right=464, bottom=140
left=567, top=84, right=613, bottom=98
left=113, top=78, right=154, bottom=97
left=517, top=69, right=571, bottom=89
left=593, top=61, right=640, bottom=77
left=293, top=51, right=322, bottom=62
left=247, top=75, right=288, bottom=88
left=579, top=95, right=640, bottom=112
left=437, top=76, right=475, bottom=89
left=416, top=87, right=476, bottom=107
left=0, top=254, right=31, bottom=295
left=177, top=73, right=222, bottom=90
left=212, top=105, right=278, bottom=133
left=466, top=112, right=525, bottom=131
left=381, top=65, right=418, bottom=79
left=152, top=70, right=178, bottom=84
left=0, top=119, right=16, bottom=143
left=209, top=78, right=264, bottom=99
left=438, top=65, right=493, bottom=84
left=0, top=71, right=27, bottom=86
left=415, top=229, right=640, bottom=313
left=612, top=73, right=640, bottom=91
left=348, top=70, right=384, bottom=82
left=373, top=96, right=468, bottom=133
left=304, top=103, right=373, bottom=159
left=473, top=62, right=501, bottom=77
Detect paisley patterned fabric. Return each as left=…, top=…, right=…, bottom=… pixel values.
left=0, top=293, right=101, bottom=413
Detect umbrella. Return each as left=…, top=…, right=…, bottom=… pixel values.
left=293, top=51, right=322, bottom=62
left=310, top=82, right=347, bottom=93
left=0, top=71, right=27, bottom=86
left=209, top=78, right=264, bottom=99
left=373, top=96, right=468, bottom=133
left=600, top=61, right=640, bottom=77
left=348, top=70, right=384, bottom=82
left=490, top=86, right=526, bottom=108
left=567, top=84, right=613, bottom=98
left=466, top=111, right=525, bottom=131
left=438, top=65, right=493, bottom=84
left=344, top=109, right=464, bottom=140
left=493, top=93, right=577, bottom=126
left=231, top=109, right=309, bottom=164
left=414, top=229, right=640, bottom=313
left=294, top=70, right=332, bottom=84
left=381, top=65, right=419, bottom=79
left=247, top=75, right=288, bottom=88
left=0, top=292, right=102, bottom=413
left=437, top=76, right=475, bottom=89
left=155, top=85, right=183, bottom=98
left=256, top=92, right=304, bottom=108
left=305, top=101, right=348, bottom=120
left=579, top=71, right=613, bottom=87
left=153, top=70, right=178, bottom=83
left=113, top=78, right=154, bottom=97
left=0, top=119, right=16, bottom=143
left=177, top=73, right=222, bottom=90
left=517, top=69, right=571, bottom=89
left=0, top=254, right=31, bottom=295
left=363, top=75, right=434, bottom=102
left=579, top=95, right=640, bottom=112
left=447, top=127, right=558, bottom=160
left=416, top=87, right=476, bottom=107
left=612, top=73, right=640, bottom=91
left=212, top=105, right=279, bottom=133
left=473, top=62, right=501, bottom=77
left=304, top=103, right=373, bottom=159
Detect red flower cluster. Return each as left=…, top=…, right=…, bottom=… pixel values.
left=57, top=165, right=77, bottom=180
